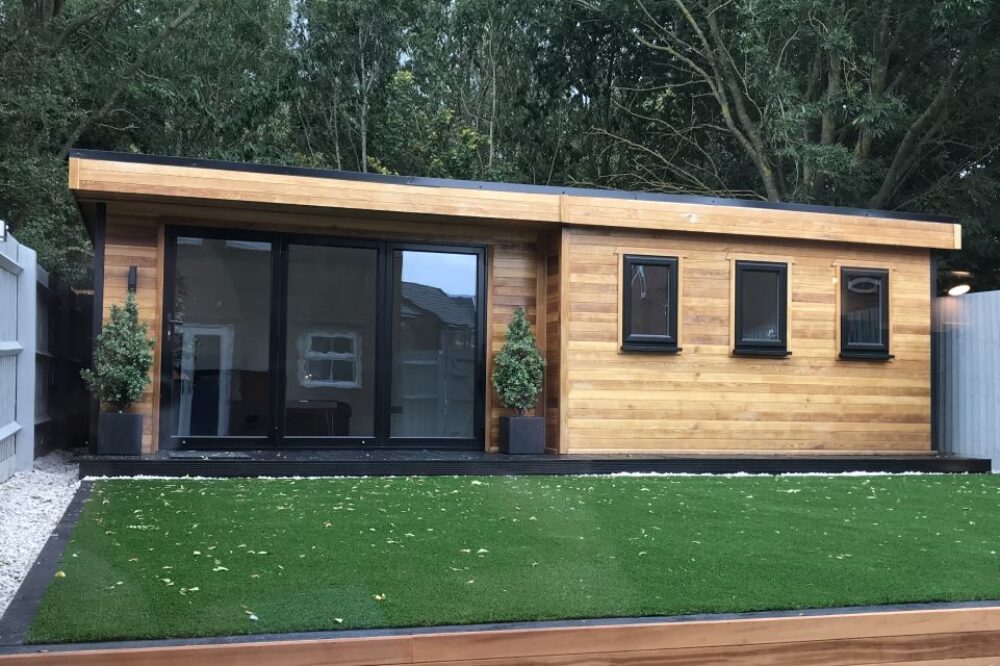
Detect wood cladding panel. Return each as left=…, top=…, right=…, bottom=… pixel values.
left=543, top=229, right=563, bottom=452
left=487, top=239, right=541, bottom=451
left=101, top=208, right=161, bottom=454
left=562, top=195, right=959, bottom=250
left=6, top=606, right=1000, bottom=665
left=75, top=158, right=562, bottom=224
left=563, top=227, right=933, bottom=454
left=72, top=156, right=960, bottom=251
left=100, top=201, right=541, bottom=453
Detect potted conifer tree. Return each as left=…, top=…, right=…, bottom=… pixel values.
left=492, top=307, right=546, bottom=454
left=82, top=292, right=155, bottom=455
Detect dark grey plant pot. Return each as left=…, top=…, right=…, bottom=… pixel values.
left=499, top=416, right=545, bottom=455
left=97, top=412, right=143, bottom=455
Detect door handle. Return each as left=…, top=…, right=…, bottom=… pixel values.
left=167, top=316, right=183, bottom=340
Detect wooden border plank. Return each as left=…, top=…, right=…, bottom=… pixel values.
left=5, top=606, right=1000, bottom=666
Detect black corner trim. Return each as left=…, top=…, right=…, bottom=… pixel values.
left=732, top=348, right=792, bottom=358
left=620, top=344, right=683, bottom=354
left=839, top=352, right=895, bottom=361
left=67, top=148, right=958, bottom=225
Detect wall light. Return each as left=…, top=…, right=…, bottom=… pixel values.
left=127, top=265, right=138, bottom=293
left=948, top=283, right=971, bottom=296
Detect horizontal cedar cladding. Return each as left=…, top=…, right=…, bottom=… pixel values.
left=69, top=152, right=960, bottom=250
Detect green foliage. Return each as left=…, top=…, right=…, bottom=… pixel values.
left=491, top=307, right=545, bottom=415
left=81, top=293, right=155, bottom=412
left=1, top=0, right=999, bottom=287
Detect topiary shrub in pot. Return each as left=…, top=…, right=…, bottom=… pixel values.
left=491, top=306, right=546, bottom=454
left=81, top=292, right=155, bottom=455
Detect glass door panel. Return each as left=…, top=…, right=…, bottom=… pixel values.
left=283, top=244, right=378, bottom=438
left=170, top=236, right=273, bottom=439
left=390, top=249, right=479, bottom=439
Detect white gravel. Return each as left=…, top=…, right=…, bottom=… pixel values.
left=0, top=451, right=79, bottom=617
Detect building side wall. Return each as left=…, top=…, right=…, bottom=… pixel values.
left=562, top=226, right=933, bottom=454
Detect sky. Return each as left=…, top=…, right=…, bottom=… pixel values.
left=400, top=251, right=477, bottom=296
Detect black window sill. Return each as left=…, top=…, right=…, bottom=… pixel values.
left=621, top=344, right=682, bottom=354
left=839, top=352, right=894, bottom=361
left=732, top=348, right=792, bottom=358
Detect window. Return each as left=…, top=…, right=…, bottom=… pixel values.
left=840, top=267, right=891, bottom=360
left=621, top=255, right=680, bottom=352
left=298, top=331, right=362, bottom=388
left=733, top=261, right=788, bottom=356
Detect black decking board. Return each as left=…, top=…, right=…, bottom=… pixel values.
left=0, top=483, right=93, bottom=647
left=79, top=450, right=990, bottom=478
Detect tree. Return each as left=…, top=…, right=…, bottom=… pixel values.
left=491, top=307, right=545, bottom=416
left=0, top=0, right=998, bottom=288
left=580, top=0, right=1000, bottom=210
left=81, top=293, right=155, bottom=412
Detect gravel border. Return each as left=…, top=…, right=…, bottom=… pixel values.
left=0, top=451, right=79, bottom=617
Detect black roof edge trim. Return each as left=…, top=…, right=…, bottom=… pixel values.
left=68, top=148, right=959, bottom=225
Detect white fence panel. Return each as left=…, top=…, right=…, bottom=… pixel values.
left=935, top=290, right=1000, bottom=469
left=0, top=228, right=36, bottom=483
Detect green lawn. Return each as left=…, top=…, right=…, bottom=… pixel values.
left=26, top=474, right=1000, bottom=643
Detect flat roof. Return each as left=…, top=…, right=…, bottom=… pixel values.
left=69, top=148, right=957, bottom=225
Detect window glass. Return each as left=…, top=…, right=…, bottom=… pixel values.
left=844, top=275, right=883, bottom=345
left=740, top=270, right=781, bottom=342
left=391, top=250, right=479, bottom=438
left=284, top=244, right=377, bottom=437
left=172, top=236, right=272, bottom=437
left=629, top=263, right=671, bottom=337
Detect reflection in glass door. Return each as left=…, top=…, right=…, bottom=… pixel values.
left=168, top=236, right=273, bottom=440
left=390, top=249, right=480, bottom=439
left=283, top=243, right=378, bottom=440
left=164, top=231, right=485, bottom=448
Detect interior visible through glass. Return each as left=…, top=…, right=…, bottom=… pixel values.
left=284, top=244, right=377, bottom=437
left=172, top=237, right=272, bottom=437
left=844, top=274, right=883, bottom=345
left=629, top=263, right=671, bottom=337
left=390, top=250, right=478, bottom=438
left=741, top=269, right=781, bottom=341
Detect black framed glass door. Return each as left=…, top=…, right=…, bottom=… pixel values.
left=279, top=239, right=381, bottom=445
left=160, top=228, right=485, bottom=450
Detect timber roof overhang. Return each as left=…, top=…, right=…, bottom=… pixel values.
left=69, top=149, right=961, bottom=250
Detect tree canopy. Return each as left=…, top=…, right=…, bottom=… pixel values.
left=2, top=0, right=998, bottom=288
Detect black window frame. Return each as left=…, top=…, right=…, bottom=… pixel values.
left=839, top=267, right=892, bottom=361
left=733, top=260, right=789, bottom=357
left=621, top=254, right=681, bottom=353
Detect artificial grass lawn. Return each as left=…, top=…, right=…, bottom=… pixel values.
left=26, top=474, right=1000, bottom=643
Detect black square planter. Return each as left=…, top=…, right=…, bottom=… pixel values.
left=97, top=412, right=144, bottom=455
left=499, top=416, right=545, bottom=455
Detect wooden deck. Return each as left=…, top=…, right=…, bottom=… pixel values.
left=77, top=449, right=990, bottom=478
left=4, top=604, right=1000, bottom=665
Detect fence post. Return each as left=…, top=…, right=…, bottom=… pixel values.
left=15, top=239, right=36, bottom=472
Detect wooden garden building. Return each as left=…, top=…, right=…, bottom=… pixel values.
left=69, top=149, right=961, bottom=458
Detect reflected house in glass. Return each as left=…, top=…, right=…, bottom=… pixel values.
left=70, top=150, right=960, bottom=456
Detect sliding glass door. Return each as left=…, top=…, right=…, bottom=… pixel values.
left=281, top=241, right=379, bottom=444
left=161, top=229, right=484, bottom=449
left=390, top=249, right=479, bottom=439
left=167, top=234, right=273, bottom=442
